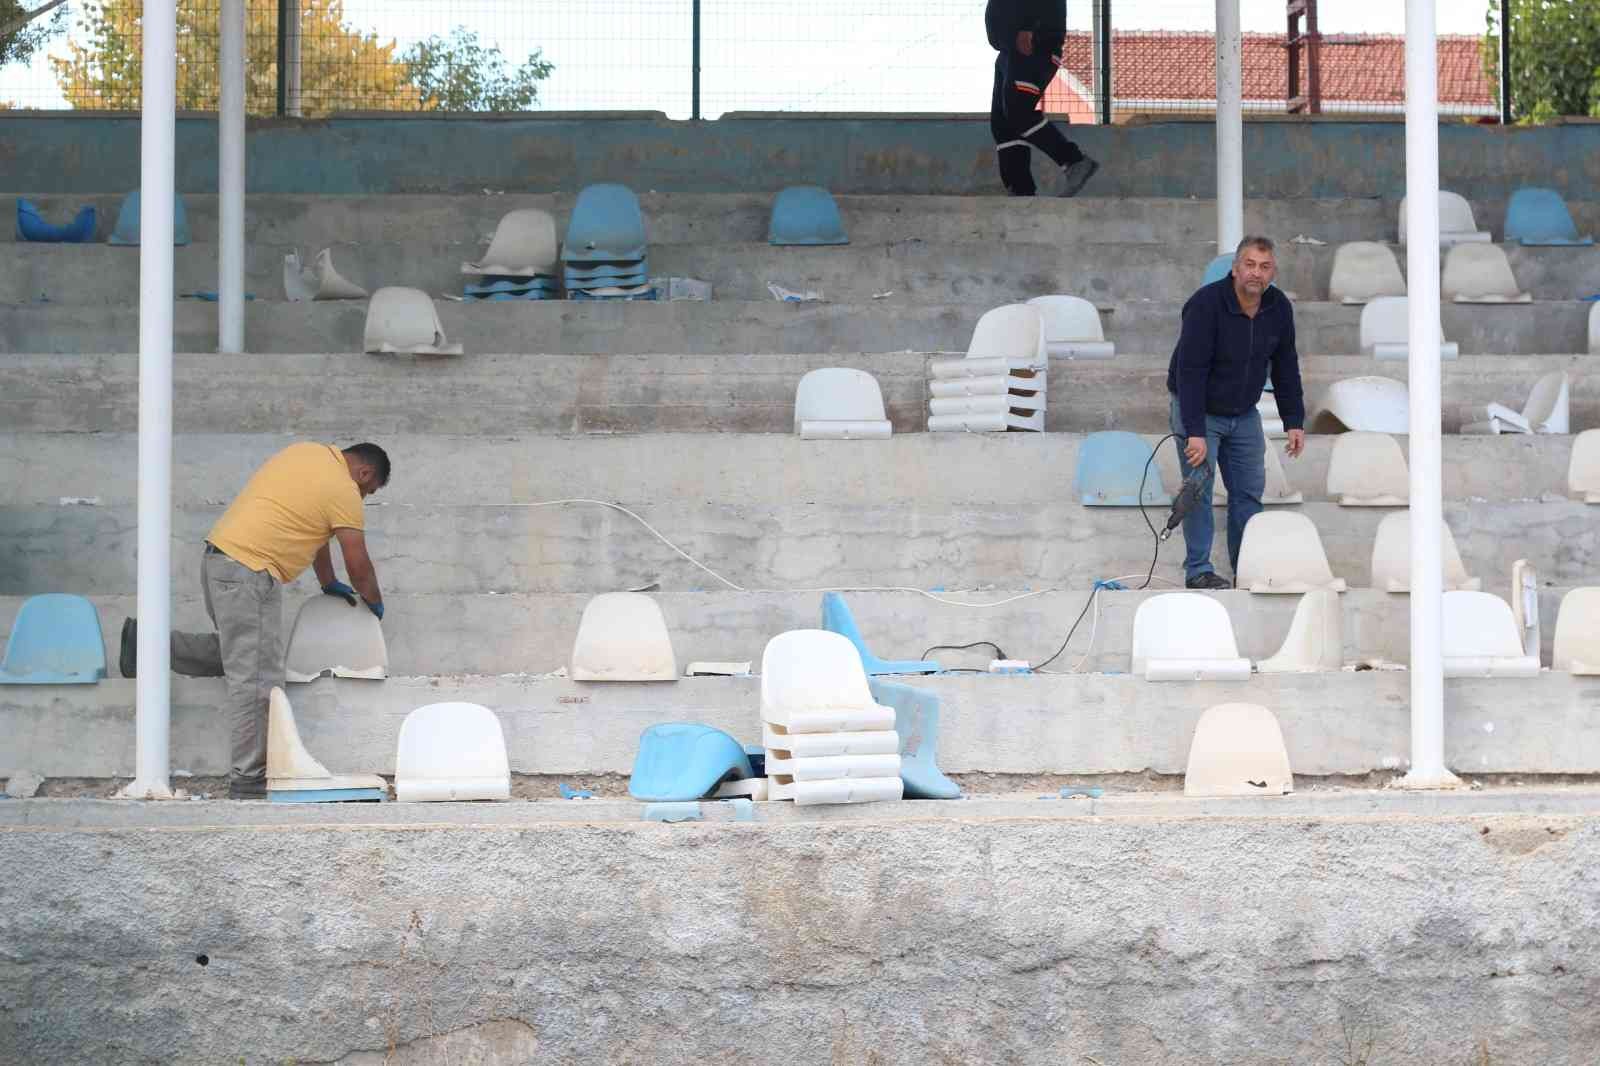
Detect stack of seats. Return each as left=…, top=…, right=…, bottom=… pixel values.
left=927, top=303, right=1047, bottom=433
left=461, top=208, right=561, bottom=302
left=561, top=184, right=654, bottom=300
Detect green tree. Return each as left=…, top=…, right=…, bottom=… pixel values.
left=1484, top=0, right=1600, bottom=123
left=401, top=27, right=552, bottom=111
left=2, top=0, right=69, bottom=70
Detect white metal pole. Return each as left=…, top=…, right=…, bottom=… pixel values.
left=125, top=0, right=177, bottom=800
left=1399, top=0, right=1459, bottom=789
left=218, top=0, right=245, bottom=354
left=1215, top=0, right=1243, bottom=252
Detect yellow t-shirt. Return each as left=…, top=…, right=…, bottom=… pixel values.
left=208, top=443, right=365, bottom=583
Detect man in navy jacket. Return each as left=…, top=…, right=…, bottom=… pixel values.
left=985, top=0, right=1098, bottom=197
left=1166, top=236, right=1306, bottom=589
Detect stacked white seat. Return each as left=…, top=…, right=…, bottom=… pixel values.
left=793, top=368, right=892, bottom=439
left=1326, top=433, right=1409, bottom=506
left=1369, top=512, right=1479, bottom=593
left=1027, top=294, right=1114, bottom=358
left=1130, top=594, right=1251, bottom=681
left=1398, top=191, right=1492, bottom=245
left=1442, top=244, right=1530, bottom=303
left=928, top=304, right=1046, bottom=433
left=760, top=630, right=902, bottom=805
left=1329, top=242, right=1406, bottom=304
left=1359, top=296, right=1458, bottom=361
left=1461, top=371, right=1569, bottom=435
left=1442, top=591, right=1540, bottom=678
left=1236, top=512, right=1347, bottom=594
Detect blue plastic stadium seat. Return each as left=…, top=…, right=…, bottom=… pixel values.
left=464, top=276, right=558, bottom=301
left=1076, top=430, right=1174, bottom=507
left=820, top=592, right=940, bottom=675
left=869, top=679, right=961, bottom=799
left=628, top=722, right=754, bottom=802
left=0, top=593, right=106, bottom=684
left=1201, top=253, right=1232, bottom=286
left=107, top=190, right=192, bottom=246
left=768, top=185, right=849, bottom=246
left=1505, top=187, right=1593, bottom=247
left=16, top=199, right=96, bottom=243
left=561, top=184, right=647, bottom=262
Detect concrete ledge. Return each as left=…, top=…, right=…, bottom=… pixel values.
left=5, top=671, right=1599, bottom=780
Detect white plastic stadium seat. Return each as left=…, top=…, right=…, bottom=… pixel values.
left=363, top=287, right=464, bottom=355
left=1398, top=191, right=1492, bottom=246
left=283, top=595, right=389, bottom=683
left=1329, top=242, right=1406, bottom=304
left=1441, top=591, right=1540, bottom=678
left=1235, top=512, right=1347, bottom=594
left=461, top=208, right=559, bottom=276
left=760, top=630, right=896, bottom=734
left=1256, top=590, right=1343, bottom=674
left=1027, top=295, right=1115, bottom=358
left=1129, top=594, right=1252, bottom=681
left=1461, top=371, right=1569, bottom=435
left=965, top=303, right=1047, bottom=362
left=928, top=305, right=1047, bottom=433
left=1183, top=703, right=1293, bottom=797
left=266, top=687, right=387, bottom=800
left=394, top=702, right=511, bottom=802
left=1213, top=442, right=1302, bottom=506
left=1326, top=432, right=1409, bottom=506
left=1569, top=430, right=1600, bottom=502
left=793, top=367, right=892, bottom=439
left=1442, top=243, right=1530, bottom=303
left=1368, top=511, right=1479, bottom=593
left=1553, top=587, right=1600, bottom=675
left=569, top=593, right=677, bottom=681
left=283, top=248, right=367, bottom=302
left=1358, top=296, right=1458, bottom=361
left=1308, top=376, right=1408, bottom=434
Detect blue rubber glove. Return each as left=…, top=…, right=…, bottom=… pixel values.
left=365, top=599, right=384, bottom=620
left=321, top=581, right=357, bottom=606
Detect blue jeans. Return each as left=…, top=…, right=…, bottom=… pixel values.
left=1168, top=394, right=1266, bottom=581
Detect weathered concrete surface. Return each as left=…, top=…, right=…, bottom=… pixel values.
left=6, top=671, right=1600, bottom=780
left=6, top=112, right=1600, bottom=200
left=2, top=351, right=1595, bottom=433
left=1, top=809, right=1596, bottom=1065
left=1, top=494, right=1592, bottom=594
left=0, top=586, right=1571, bottom=679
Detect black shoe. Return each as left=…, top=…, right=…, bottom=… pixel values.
left=229, top=777, right=267, bottom=800
left=119, top=617, right=137, bottom=678
left=1059, top=156, right=1100, bottom=198
left=1185, top=572, right=1232, bottom=591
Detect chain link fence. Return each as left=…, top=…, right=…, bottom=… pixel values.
left=0, top=0, right=1500, bottom=120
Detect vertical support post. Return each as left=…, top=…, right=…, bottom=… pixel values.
left=1215, top=0, right=1243, bottom=253
left=125, top=0, right=177, bottom=801
left=218, top=0, right=245, bottom=355
left=284, top=0, right=302, bottom=117
left=1399, top=0, right=1459, bottom=790
left=1498, top=0, right=1512, bottom=125
left=276, top=0, right=287, bottom=116
left=691, top=0, right=701, bottom=121
left=1094, top=0, right=1113, bottom=125
left=1305, top=0, right=1322, bottom=114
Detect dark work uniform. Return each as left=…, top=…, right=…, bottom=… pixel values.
left=986, top=0, right=1086, bottom=196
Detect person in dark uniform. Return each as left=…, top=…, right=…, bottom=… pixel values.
left=986, top=0, right=1099, bottom=197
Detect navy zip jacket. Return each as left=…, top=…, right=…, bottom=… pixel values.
left=986, top=0, right=1066, bottom=51
left=1166, top=277, right=1306, bottom=439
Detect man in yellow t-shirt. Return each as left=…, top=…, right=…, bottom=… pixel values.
left=119, top=442, right=390, bottom=799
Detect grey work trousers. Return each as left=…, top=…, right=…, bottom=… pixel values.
left=171, top=546, right=284, bottom=785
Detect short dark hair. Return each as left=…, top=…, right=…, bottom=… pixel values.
left=342, top=443, right=390, bottom=487
left=1234, top=235, right=1275, bottom=260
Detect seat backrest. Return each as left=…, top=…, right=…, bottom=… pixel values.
left=1075, top=431, right=1172, bottom=506
left=1441, top=243, right=1524, bottom=301
left=793, top=368, right=887, bottom=429
left=1130, top=594, right=1242, bottom=673
left=395, top=702, right=510, bottom=798
left=1183, top=702, right=1293, bottom=797
left=563, top=183, right=647, bottom=260
left=363, top=287, right=458, bottom=354
left=1399, top=191, right=1483, bottom=240
left=1326, top=432, right=1408, bottom=505
left=1442, top=591, right=1524, bottom=659
left=1358, top=296, right=1408, bottom=352
left=1569, top=429, right=1600, bottom=499
left=1553, top=587, right=1600, bottom=672
left=1027, top=295, right=1105, bottom=344
left=1201, top=253, right=1232, bottom=286
left=1236, top=511, right=1345, bottom=593
left=284, top=595, right=389, bottom=682
left=469, top=209, right=559, bottom=274
left=1369, top=511, right=1477, bottom=592
left=1505, top=186, right=1586, bottom=244
left=569, top=592, right=677, bottom=681
left=966, top=304, right=1045, bottom=362
left=1511, top=559, right=1540, bottom=660
left=1312, top=376, right=1409, bottom=434
left=0, top=593, right=105, bottom=682
left=760, top=629, right=874, bottom=715
left=768, top=185, right=848, bottom=246
left=1330, top=242, right=1406, bottom=303
left=1522, top=371, right=1570, bottom=432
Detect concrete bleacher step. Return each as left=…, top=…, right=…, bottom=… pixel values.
left=3, top=299, right=1591, bottom=358
left=5, top=670, right=1594, bottom=782
left=0, top=432, right=1578, bottom=508
left=4, top=587, right=1573, bottom=680
left=1, top=497, right=1588, bottom=595
left=4, top=193, right=1399, bottom=248
left=2, top=351, right=1593, bottom=433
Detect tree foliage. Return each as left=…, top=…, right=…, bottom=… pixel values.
left=1484, top=0, right=1600, bottom=122
left=402, top=27, right=552, bottom=112
left=3, top=0, right=70, bottom=70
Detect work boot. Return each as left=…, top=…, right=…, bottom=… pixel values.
left=1059, top=156, right=1100, bottom=198
left=1185, top=572, right=1232, bottom=591
left=119, top=617, right=136, bottom=678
